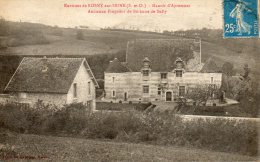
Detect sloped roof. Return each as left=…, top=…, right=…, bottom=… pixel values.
left=5, top=57, right=98, bottom=93
left=200, top=58, right=221, bottom=73
left=126, top=39, right=200, bottom=72
left=105, top=58, right=132, bottom=73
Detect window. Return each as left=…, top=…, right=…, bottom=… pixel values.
left=211, top=77, right=214, bottom=83
left=73, top=83, right=77, bottom=98
left=176, top=70, right=183, bottom=77
left=112, top=77, right=115, bottom=83
left=158, top=88, right=161, bottom=95
left=179, top=86, right=185, bottom=96
left=88, top=82, right=91, bottom=95
left=112, top=90, right=116, bottom=97
left=161, top=73, right=167, bottom=79
left=143, top=85, right=149, bottom=94
left=143, top=70, right=149, bottom=76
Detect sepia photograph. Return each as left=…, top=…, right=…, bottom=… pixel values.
left=0, top=0, right=259, bottom=161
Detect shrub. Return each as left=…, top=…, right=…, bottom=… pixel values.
left=0, top=103, right=258, bottom=155
left=0, top=103, right=30, bottom=133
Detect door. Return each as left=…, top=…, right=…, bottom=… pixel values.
left=166, top=92, right=172, bottom=101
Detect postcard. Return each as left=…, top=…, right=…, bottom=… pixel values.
left=0, top=0, right=259, bottom=161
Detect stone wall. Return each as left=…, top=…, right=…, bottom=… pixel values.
left=13, top=92, right=67, bottom=107
left=104, top=71, right=222, bottom=102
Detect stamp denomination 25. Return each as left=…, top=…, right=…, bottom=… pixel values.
left=223, top=0, right=259, bottom=38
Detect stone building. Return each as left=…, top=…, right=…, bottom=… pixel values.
left=104, top=39, right=222, bottom=102
left=4, top=57, right=99, bottom=110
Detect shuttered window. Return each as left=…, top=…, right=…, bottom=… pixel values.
left=179, top=86, right=185, bottom=96
left=143, top=86, right=149, bottom=94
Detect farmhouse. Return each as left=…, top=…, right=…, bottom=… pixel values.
left=104, top=39, right=222, bottom=102
left=4, top=57, right=98, bottom=110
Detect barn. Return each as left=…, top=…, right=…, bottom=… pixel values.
left=4, top=57, right=99, bottom=110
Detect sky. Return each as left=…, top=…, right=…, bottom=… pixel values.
left=0, top=0, right=223, bottom=31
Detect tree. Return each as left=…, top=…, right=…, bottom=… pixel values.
left=222, top=62, right=234, bottom=76
left=185, top=85, right=219, bottom=106
left=76, top=29, right=84, bottom=40
left=242, top=64, right=250, bottom=79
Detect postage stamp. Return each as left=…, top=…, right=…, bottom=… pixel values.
left=223, top=0, right=259, bottom=38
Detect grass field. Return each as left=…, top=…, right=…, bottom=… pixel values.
left=1, top=21, right=259, bottom=75
left=0, top=132, right=258, bottom=161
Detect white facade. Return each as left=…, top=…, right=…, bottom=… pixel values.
left=104, top=71, right=222, bottom=102
left=66, top=62, right=96, bottom=109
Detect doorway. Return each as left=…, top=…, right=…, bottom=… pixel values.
left=166, top=91, right=172, bottom=101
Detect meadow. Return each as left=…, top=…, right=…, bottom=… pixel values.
left=0, top=102, right=258, bottom=158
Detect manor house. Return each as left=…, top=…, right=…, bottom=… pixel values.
left=104, top=39, right=222, bottom=102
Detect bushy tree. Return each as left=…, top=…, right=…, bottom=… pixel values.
left=185, top=85, right=219, bottom=106
left=242, top=64, right=250, bottom=79
left=222, top=62, right=234, bottom=76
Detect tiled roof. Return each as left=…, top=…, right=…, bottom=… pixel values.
left=126, top=39, right=200, bottom=72
left=5, top=57, right=98, bottom=93
left=105, top=58, right=132, bottom=73
left=200, top=58, right=221, bottom=73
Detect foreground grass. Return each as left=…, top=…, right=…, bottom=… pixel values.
left=0, top=133, right=257, bottom=161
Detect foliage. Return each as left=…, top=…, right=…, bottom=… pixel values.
left=220, top=63, right=259, bottom=116
left=242, top=64, right=250, bottom=79
left=185, top=85, right=219, bottom=106
left=0, top=102, right=258, bottom=155
left=222, top=62, right=234, bottom=76
left=96, top=102, right=151, bottom=111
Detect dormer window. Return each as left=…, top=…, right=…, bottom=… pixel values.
left=142, top=57, right=151, bottom=68
left=161, top=73, right=167, bottom=79
left=143, top=70, right=149, bottom=76
left=176, top=70, right=183, bottom=77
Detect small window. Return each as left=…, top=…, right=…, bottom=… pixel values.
left=211, top=77, right=214, bottom=83
left=112, top=90, right=116, bottom=97
left=158, top=88, right=161, bottom=95
left=112, top=77, right=115, bottom=83
left=143, top=85, right=149, bottom=94
left=88, top=82, right=91, bottom=95
left=73, top=83, right=77, bottom=98
left=179, top=86, right=185, bottom=96
left=176, top=70, right=183, bottom=77
left=143, top=70, right=149, bottom=76
left=161, top=73, right=167, bottom=79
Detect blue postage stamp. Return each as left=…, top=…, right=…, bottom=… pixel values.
left=223, top=0, right=259, bottom=38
